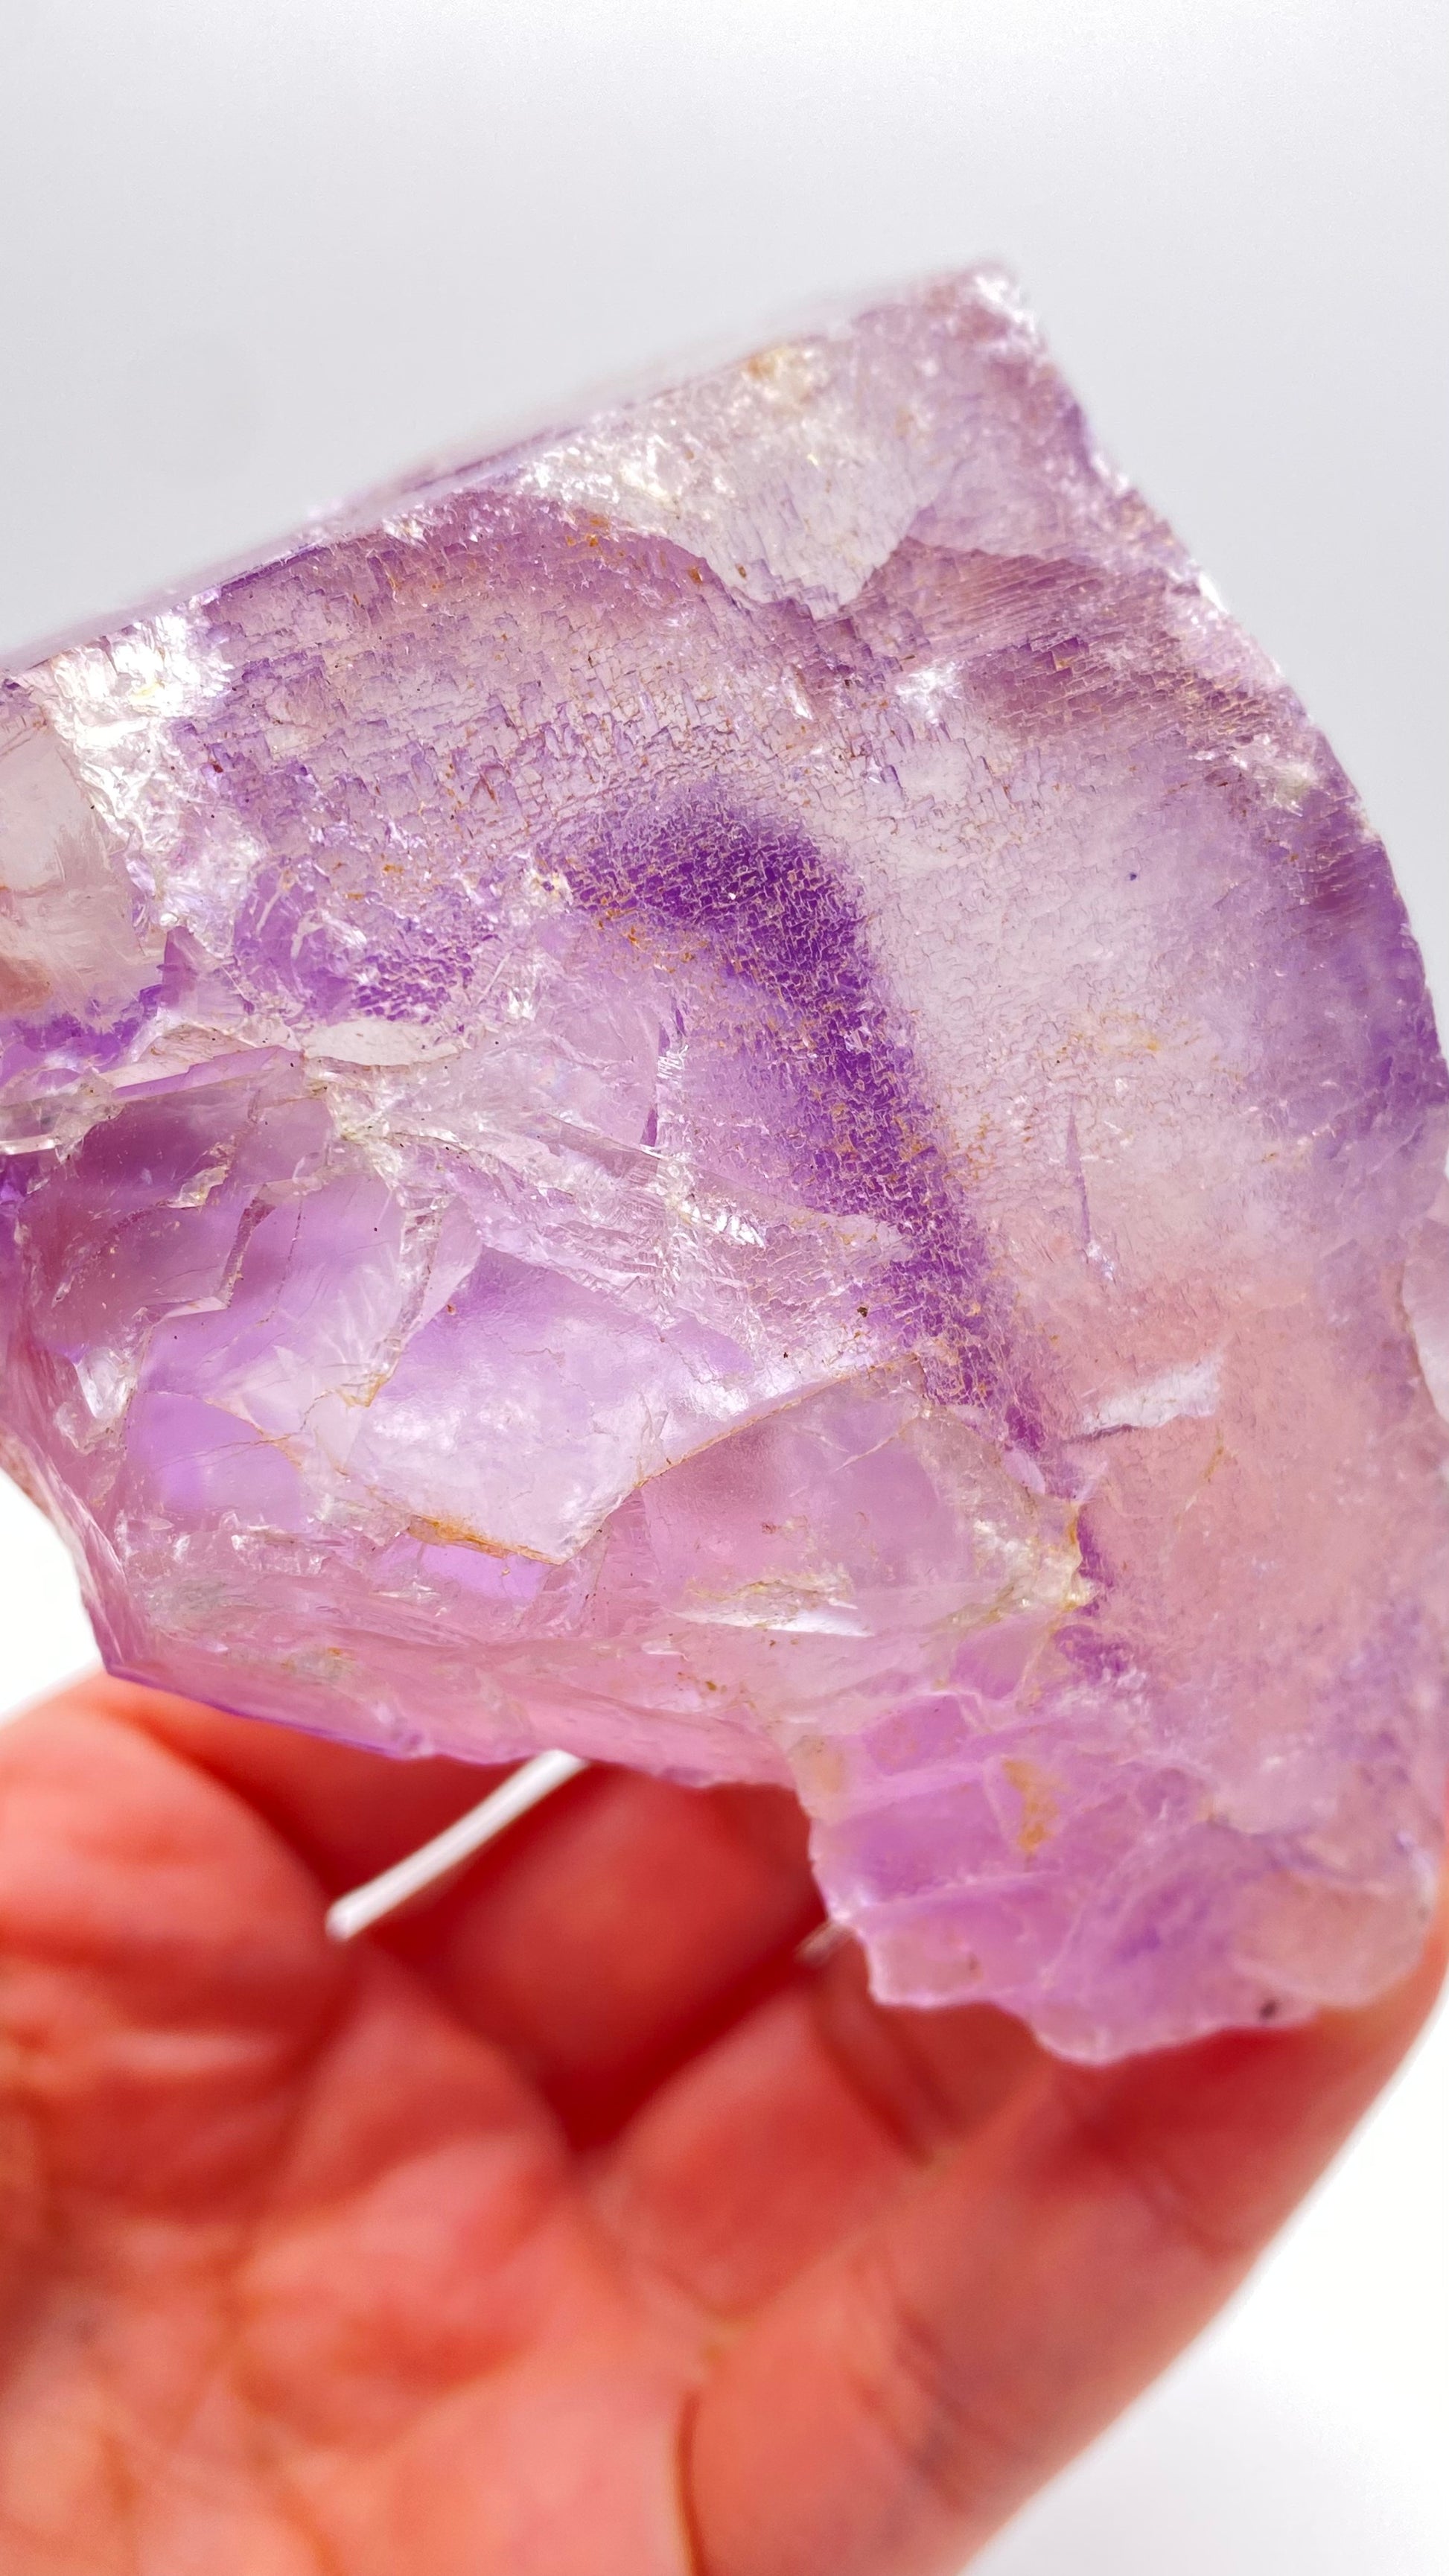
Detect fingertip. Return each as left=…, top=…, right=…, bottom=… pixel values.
left=1050, top=1868, right=1448, bottom=2264
left=60, top=1669, right=514, bottom=1893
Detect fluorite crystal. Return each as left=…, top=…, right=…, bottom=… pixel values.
left=1, top=271, right=1446, bottom=2058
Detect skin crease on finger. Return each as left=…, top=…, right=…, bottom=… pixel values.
left=0, top=1674, right=1440, bottom=2576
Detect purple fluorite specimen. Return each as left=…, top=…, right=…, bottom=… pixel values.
left=1, top=272, right=1446, bottom=2056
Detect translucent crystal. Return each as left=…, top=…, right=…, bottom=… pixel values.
left=1, top=271, right=1445, bottom=2057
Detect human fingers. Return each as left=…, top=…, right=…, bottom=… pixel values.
left=386, top=1767, right=823, bottom=2141
left=102, top=1671, right=519, bottom=1890
left=686, top=1891, right=1448, bottom=2576
left=596, top=1944, right=1042, bottom=2315
left=83, top=1675, right=827, bottom=2141
left=0, top=1686, right=343, bottom=2216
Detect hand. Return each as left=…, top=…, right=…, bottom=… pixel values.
left=0, top=1677, right=1440, bottom=2576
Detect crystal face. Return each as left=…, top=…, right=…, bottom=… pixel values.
left=1, top=270, right=1445, bottom=2059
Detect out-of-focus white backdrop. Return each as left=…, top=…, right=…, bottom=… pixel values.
left=1, top=4, right=1445, bottom=2567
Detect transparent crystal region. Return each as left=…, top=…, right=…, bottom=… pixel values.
left=1, top=270, right=1446, bottom=2059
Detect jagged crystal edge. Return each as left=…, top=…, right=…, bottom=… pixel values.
left=1, top=267, right=1445, bottom=2059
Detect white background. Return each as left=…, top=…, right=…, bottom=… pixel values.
left=1, top=5, right=1445, bottom=2567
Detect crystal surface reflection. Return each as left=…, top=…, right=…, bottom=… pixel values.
left=1, top=272, right=1445, bottom=2056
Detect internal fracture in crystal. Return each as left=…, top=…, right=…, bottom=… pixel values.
left=1, top=271, right=1445, bottom=2057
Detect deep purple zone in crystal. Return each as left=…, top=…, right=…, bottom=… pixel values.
left=563, top=796, right=1010, bottom=1421
left=0, top=270, right=1445, bottom=2059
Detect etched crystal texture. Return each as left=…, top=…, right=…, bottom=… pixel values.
left=1, top=272, right=1446, bottom=2056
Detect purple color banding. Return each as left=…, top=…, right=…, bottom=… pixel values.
left=0, top=269, right=1445, bottom=2058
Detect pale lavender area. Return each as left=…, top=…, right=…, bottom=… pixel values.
left=1, top=271, right=1445, bottom=2057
